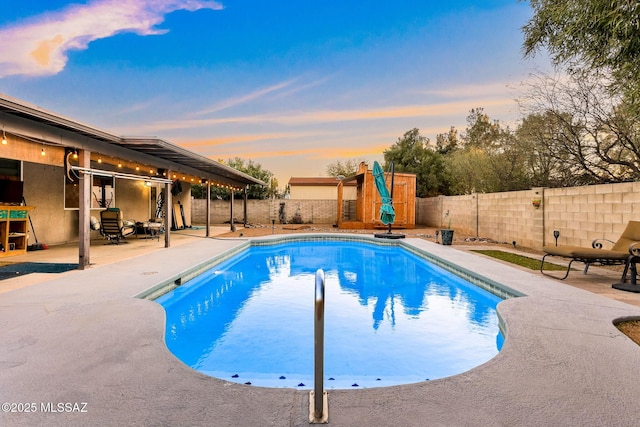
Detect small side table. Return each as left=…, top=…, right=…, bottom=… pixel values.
left=137, top=221, right=163, bottom=241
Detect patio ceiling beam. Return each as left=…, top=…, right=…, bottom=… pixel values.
left=71, top=166, right=174, bottom=184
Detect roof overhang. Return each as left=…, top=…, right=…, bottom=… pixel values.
left=0, top=93, right=265, bottom=188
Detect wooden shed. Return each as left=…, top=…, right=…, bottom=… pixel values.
left=336, top=162, right=416, bottom=229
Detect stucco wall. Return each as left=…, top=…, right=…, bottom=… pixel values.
left=21, top=162, right=192, bottom=246
left=24, top=162, right=74, bottom=245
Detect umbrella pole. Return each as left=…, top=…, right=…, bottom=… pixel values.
left=388, top=162, right=395, bottom=234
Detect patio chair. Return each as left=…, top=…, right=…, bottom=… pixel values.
left=540, top=221, right=640, bottom=280
left=99, top=208, right=136, bottom=244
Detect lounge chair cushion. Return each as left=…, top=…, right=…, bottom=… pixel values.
left=542, top=245, right=629, bottom=260
left=541, top=221, right=640, bottom=280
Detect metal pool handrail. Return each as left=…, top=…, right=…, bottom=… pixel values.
left=311, top=269, right=328, bottom=423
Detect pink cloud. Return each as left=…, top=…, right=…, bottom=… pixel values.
left=0, top=0, right=223, bottom=77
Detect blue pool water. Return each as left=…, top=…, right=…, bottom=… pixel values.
left=156, top=240, right=503, bottom=389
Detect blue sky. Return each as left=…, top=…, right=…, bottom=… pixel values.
left=0, top=0, right=550, bottom=186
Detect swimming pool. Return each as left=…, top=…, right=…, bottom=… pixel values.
left=156, top=238, right=504, bottom=389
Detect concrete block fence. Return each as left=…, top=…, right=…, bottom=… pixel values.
left=417, top=182, right=640, bottom=250
left=191, top=199, right=339, bottom=225
left=192, top=181, right=640, bottom=250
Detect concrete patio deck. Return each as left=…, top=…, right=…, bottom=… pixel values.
left=1, top=227, right=640, bottom=426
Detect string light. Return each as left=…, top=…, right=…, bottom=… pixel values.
left=40, top=144, right=46, bottom=156
left=1, top=127, right=7, bottom=145
left=72, top=149, right=78, bottom=159
left=97, top=157, right=102, bottom=163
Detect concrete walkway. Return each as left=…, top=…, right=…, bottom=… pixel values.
left=1, top=231, right=640, bottom=426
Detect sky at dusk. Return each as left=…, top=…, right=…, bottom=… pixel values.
left=0, top=0, right=551, bottom=187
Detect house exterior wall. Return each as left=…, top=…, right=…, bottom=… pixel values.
left=289, top=185, right=357, bottom=200
left=21, top=160, right=192, bottom=246
left=24, top=162, right=74, bottom=245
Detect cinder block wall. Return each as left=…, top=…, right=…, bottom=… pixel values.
left=191, top=199, right=339, bottom=224
left=416, top=182, right=640, bottom=249
left=415, top=194, right=481, bottom=236
left=544, top=182, right=640, bottom=249
left=193, top=181, right=640, bottom=251
left=477, top=188, right=544, bottom=249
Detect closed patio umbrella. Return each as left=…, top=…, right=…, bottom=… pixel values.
left=372, top=161, right=395, bottom=226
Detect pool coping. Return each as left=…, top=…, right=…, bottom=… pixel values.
left=2, top=234, right=640, bottom=426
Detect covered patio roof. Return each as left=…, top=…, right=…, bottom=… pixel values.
left=0, top=93, right=265, bottom=188
left=0, top=93, right=263, bottom=269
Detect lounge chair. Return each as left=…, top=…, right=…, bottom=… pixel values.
left=540, top=221, right=640, bottom=280
left=100, top=208, right=136, bottom=244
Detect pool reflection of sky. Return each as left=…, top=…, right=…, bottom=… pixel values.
left=156, top=241, right=503, bottom=389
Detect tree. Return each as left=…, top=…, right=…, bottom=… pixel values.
left=435, top=126, right=459, bottom=155
left=447, top=147, right=496, bottom=194
left=522, top=0, right=640, bottom=96
left=383, top=128, right=450, bottom=197
left=325, top=158, right=364, bottom=178
left=462, top=108, right=503, bottom=150
left=446, top=109, right=532, bottom=194
left=517, top=71, right=640, bottom=184
left=515, top=111, right=576, bottom=187
left=191, top=157, right=278, bottom=200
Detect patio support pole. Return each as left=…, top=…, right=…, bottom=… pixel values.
left=229, top=189, right=235, bottom=231
left=243, top=186, right=248, bottom=227
left=164, top=175, right=172, bottom=248
left=78, top=149, right=91, bottom=270
left=206, top=181, right=211, bottom=237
